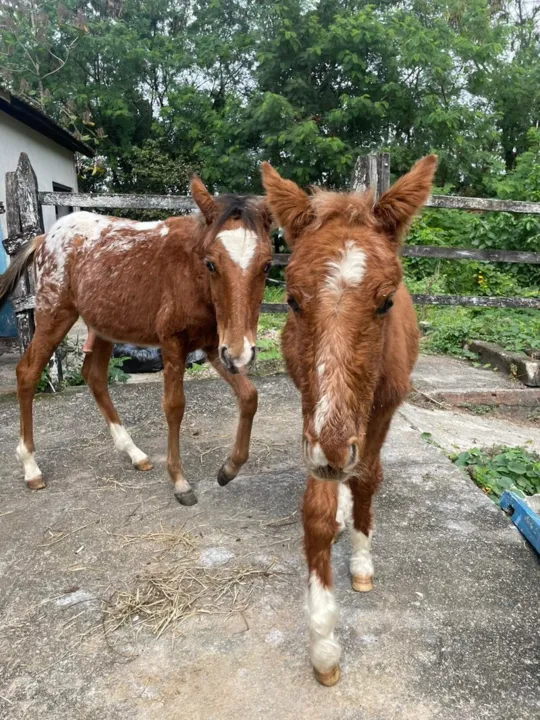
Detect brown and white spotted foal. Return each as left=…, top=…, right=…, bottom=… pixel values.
left=0, top=178, right=272, bottom=505
left=262, top=156, right=437, bottom=685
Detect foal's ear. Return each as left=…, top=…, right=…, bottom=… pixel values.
left=190, top=176, right=218, bottom=224
left=261, top=162, right=314, bottom=247
left=373, top=155, right=437, bottom=245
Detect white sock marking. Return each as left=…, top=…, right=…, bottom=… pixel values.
left=350, top=529, right=373, bottom=578
left=307, top=573, right=340, bottom=672
left=109, top=424, right=148, bottom=466
left=16, top=440, right=41, bottom=482
left=336, top=482, right=353, bottom=534
left=218, top=228, right=258, bottom=270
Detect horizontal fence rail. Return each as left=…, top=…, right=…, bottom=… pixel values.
left=425, top=195, right=540, bottom=215
left=261, top=295, right=540, bottom=313
left=273, top=247, right=540, bottom=265
left=34, top=188, right=540, bottom=315
left=39, top=191, right=196, bottom=211
left=401, top=246, right=540, bottom=264
left=39, top=191, right=540, bottom=216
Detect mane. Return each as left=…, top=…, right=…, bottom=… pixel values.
left=309, top=188, right=376, bottom=229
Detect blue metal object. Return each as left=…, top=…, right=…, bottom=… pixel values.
left=500, top=491, right=540, bottom=555
left=0, top=224, right=18, bottom=339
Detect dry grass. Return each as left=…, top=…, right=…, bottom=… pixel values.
left=102, top=524, right=282, bottom=640
left=102, top=564, right=276, bottom=639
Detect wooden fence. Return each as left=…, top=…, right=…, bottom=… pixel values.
left=2, top=151, right=539, bottom=359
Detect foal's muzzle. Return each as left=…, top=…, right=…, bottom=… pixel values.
left=219, top=343, right=256, bottom=374
left=303, top=437, right=359, bottom=482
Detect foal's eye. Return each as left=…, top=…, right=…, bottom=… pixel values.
left=205, top=260, right=216, bottom=273
left=376, top=296, right=394, bottom=315
left=263, top=262, right=272, bottom=274
left=287, top=295, right=301, bottom=313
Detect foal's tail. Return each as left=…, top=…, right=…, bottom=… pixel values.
left=0, top=235, right=45, bottom=312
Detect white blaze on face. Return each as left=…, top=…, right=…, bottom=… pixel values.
left=217, top=228, right=258, bottom=270
left=325, top=240, right=367, bottom=296
left=109, top=423, right=148, bottom=466
left=234, top=336, right=254, bottom=368
left=309, top=441, right=329, bottom=468
left=307, top=572, right=341, bottom=672
left=312, top=240, right=367, bottom=439
left=313, top=393, right=331, bottom=437
left=16, top=440, right=41, bottom=482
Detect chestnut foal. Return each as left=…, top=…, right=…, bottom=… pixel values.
left=0, top=178, right=272, bottom=505
left=262, top=156, right=437, bottom=685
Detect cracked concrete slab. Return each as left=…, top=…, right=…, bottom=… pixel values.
left=399, top=402, right=540, bottom=453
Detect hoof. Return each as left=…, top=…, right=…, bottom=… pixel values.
left=352, top=574, right=373, bottom=592
left=26, top=476, right=46, bottom=490
left=135, top=458, right=153, bottom=472
left=313, top=665, right=340, bottom=687
left=217, top=465, right=236, bottom=487
left=175, top=489, right=198, bottom=506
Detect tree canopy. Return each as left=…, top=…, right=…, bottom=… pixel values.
left=1, top=0, right=540, bottom=197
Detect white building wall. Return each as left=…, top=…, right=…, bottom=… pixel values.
left=0, top=111, right=79, bottom=254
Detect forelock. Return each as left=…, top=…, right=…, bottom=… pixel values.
left=309, top=189, right=376, bottom=229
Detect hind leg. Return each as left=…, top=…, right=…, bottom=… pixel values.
left=81, top=337, right=151, bottom=471
left=16, top=308, right=78, bottom=489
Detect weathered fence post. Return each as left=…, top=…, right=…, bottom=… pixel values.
left=5, top=160, right=38, bottom=353
left=350, top=151, right=390, bottom=199
left=377, top=152, right=390, bottom=197
left=4, top=153, right=62, bottom=387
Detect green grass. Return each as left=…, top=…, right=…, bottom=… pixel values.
left=418, top=306, right=539, bottom=358
left=257, top=285, right=287, bottom=362
left=451, top=445, right=540, bottom=503
left=263, top=285, right=285, bottom=304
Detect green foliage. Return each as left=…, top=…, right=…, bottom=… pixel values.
left=256, top=337, right=282, bottom=362
left=451, top=446, right=540, bottom=502
left=405, top=129, right=540, bottom=291
left=2, top=0, right=539, bottom=344
left=36, top=346, right=130, bottom=393
left=106, top=356, right=131, bottom=385
left=2, top=0, right=540, bottom=198
left=37, top=368, right=52, bottom=393
left=419, top=307, right=540, bottom=357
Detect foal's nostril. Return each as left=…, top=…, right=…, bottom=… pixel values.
left=219, top=346, right=238, bottom=374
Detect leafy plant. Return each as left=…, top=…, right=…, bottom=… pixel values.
left=419, top=307, right=540, bottom=358
left=36, top=342, right=130, bottom=393
left=451, top=445, right=540, bottom=502
left=106, top=356, right=130, bottom=385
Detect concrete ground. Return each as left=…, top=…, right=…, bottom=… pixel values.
left=0, top=372, right=539, bottom=720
